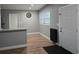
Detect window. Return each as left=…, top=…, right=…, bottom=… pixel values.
left=39, top=10, right=50, bottom=25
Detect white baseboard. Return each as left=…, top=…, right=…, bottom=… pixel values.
left=39, top=33, right=50, bottom=40
left=27, top=32, right=50, bottom=40
left=0, top=44, right=26, bottom=51
left=27, top=32, right=40, bottom=35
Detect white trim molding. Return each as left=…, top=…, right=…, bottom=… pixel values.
left=27, top=32, right=50, bottom=40
left=0, top=44, right=26, bottom=51
left=39, top=33, right=50, bottom=40
left=27, top=32, right=40, bottom=35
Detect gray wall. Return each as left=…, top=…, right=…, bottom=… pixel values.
left=39, top=5, right=52, bottom=38
left=50, top=4, right=67, bottom=29
left=18, top=11, right=40, bottom=33
left=1, top=10, right=40, bottom=33
left=39, top=4, right=67, bottom=38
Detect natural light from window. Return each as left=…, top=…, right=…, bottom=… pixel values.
left=39, top=10, right=50, bottom=25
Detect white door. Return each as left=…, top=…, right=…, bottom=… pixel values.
left=9, top=13, right=18, bottom=29
left=59, top=5, right=77, bottom=53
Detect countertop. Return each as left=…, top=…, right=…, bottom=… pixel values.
left=0, top=28, right=27, bottom=32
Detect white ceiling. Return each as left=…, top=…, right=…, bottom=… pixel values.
left=1, top=4, right=46, bottom=10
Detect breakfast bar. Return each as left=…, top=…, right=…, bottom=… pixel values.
left=0, top=29, right=27, bottom=50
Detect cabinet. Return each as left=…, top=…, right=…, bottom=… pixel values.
left=59, top=5, right=79, bottom=53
